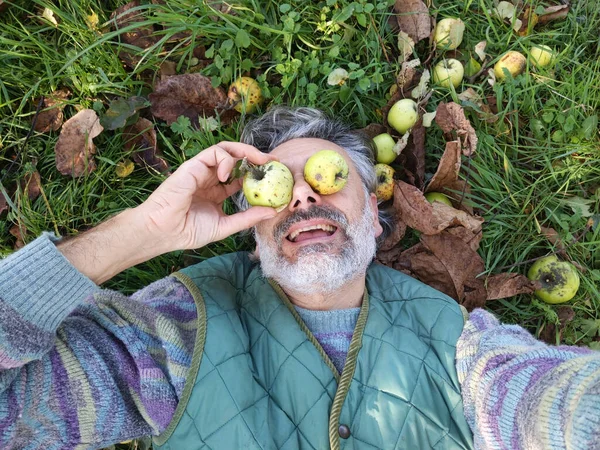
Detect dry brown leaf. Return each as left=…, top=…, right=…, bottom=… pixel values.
left=540, top=226, right=568, bottom=256
left=55, top=109, right=103, bottom=177
left=378, top=209, right=407, bottom=252
left=9, top=224, right=26, bottom=249
left=458, top=88, right=498, bottom=124
left=149, top=73, right=237, bottom=127
left=426, top=140, right=461, bottom=193
left=20, top=171, right=41, bottom=200
left=124, top=117, right=170, bottom=173
left=446, top=224, right=482, bottom=252
left=393, top=0, right=431, bottom=44
left=358, top=123, right=387, bottom=140
left=392, top=180, right=483, bottom=235
left=485, top=273, right=539, bottom=300
left=435, top=102, right=478, bottom=156
left=537, top=5, right=569, bottom=25
left=34, top=89, right=71, bottom=133
left=0, top=1, right=10, bottom=13
left=398, top=120, right=426, bottom=189
left=516, top=6, right=539, bottom=36
left=0, top=191, right=8, bottom=215
left=159, top=60, right=178, bottom=79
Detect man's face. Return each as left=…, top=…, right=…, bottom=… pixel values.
left=254, top=138, right=383, bottom=295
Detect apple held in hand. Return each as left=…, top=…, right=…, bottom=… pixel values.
left=432, top=59, right=464, bottom=88
left=425, top=192, right=453, bottom=207
left=228, top=77, right=264, bottom=113
left=243, top=161, right=294, bottom=211
left=373, top=133, right=397, bottom=164
left=374, top=163, right=395, bottom=202
left=387, top=99, right=419, bottom=134
left=433, top=18, right=465, bottom=50
left=529, top=45, right=556, bottom=68
left=494, top=51, right=527, bottom=81
left=304, top=150, right=349, bottom=195
left=527, top=255, right=580, bottom=304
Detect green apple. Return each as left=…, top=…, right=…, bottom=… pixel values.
left=304, top=150, right=349, bottom=195
left=228, top=76, right=264, bottom=113
left=243, top=161, right=294, bottom=211
left=529, top=45, right=556, bottom=68
left=373, top=133, right=397, bottom=164
left=425, top=192, right=453, bottom=207
left=432, top=58, right=464, bottom=88
left=387, top=99, right=419, bottom=134
left=527, top=255, right=580, bottom=304
left=374, top=163, right=395, bottom=202
left=494, top=51, right=527, bottom=81
left=433, top=18, right=465, bottom=51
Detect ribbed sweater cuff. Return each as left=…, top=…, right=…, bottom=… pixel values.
left=0, top=232, right=99, bottom=331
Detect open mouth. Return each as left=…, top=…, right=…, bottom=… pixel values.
left=286, top=223, right=338, bottom=243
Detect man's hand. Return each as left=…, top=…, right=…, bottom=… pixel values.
left=58, top=142, right=278, bottom=284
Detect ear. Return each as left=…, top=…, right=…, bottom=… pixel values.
left=369, top=193, right=384, bottom=238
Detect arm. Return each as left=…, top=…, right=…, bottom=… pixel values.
left=456, top=308, right=600, bottom=450
left=1, top=142, right=278, bottom=448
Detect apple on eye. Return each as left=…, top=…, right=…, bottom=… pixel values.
left=243, top=161, right=294, bottom=212
left=304, top=150, right=349, bottom=195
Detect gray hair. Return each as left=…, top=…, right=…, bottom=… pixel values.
left=232, top=106, right=395, bottom=245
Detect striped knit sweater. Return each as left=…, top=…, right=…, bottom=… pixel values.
left=1, top=234, right=599, bottom=449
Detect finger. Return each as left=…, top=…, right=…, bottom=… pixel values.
left=191, top=141, right=278, bottom=168
left=215, top=206, right=278, bottom=239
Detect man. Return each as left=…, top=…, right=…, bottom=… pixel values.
left=1, top=106, right=598, bottom=450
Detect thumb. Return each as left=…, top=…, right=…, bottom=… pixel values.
left=216, top=207, right=278, bottom=239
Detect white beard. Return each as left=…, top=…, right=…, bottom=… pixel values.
left=254, top=191, right=377, bottom=295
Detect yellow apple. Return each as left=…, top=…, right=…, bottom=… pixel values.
left=227, top=77, right=263, bottom=113
left=527, top=255, right=580, bottom=304
left=387, top=98, right=419, bottom=134
left=374, top=164, right=395, bottom=202
left=425, top=192, right=453, bottom=207
left=494, top=51, right=527, bottom=81
left=303, top=150, right=349, bottom=195
left=529, top=45, right=556, bottom=68
left=243, top=161, right=294, bottom=211
left=433, top=18, right=465, bottom=51
left=373, top=133, right=397, bottom=164
left=432, top=58, right=464, bottom=88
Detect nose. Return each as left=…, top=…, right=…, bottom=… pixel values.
left=288, top=172, right=323, bottom=210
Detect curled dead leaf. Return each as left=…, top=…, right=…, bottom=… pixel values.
left=19, top=171, right=41, bottom=200
left=149, top=73, right=237, bottom=127
left=34, top=88, right=71, bottom=133
left=393, top=0, right=431, bottom=44
left=9, top=224, right=27, bottom=249
left=358, top=123, right=387, bottom=140
left=485, top=273, right=540, bottom=300
left=537, top=5, right=569, bottom=25
left=426, top=140, right=461, bottom=193
left=435, top=102, right=478, bottom=156
left=378, top=209, right=407, bottom=252
left=0, top=1, right=10, bottom=13
left=124, top=117, right=170, bottom=173
left=55, top=109, right=103, bottom=177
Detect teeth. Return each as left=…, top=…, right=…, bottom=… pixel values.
left=288, top=224, right=335, bottom=242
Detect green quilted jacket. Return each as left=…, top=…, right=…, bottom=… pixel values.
left=153, top=252, right=474, bottom=450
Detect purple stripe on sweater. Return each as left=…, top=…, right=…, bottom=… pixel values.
left=49, top=348, right=80, bottom=445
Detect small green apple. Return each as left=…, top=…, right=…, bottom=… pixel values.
left=387, top=99, right=419, bottom=134
left=373, top=133, right=397, bottom=164
left=494, top=51, right=527, bottom=81
left=432, top=58, right=465, bottom=88
left=529, top=45, right=556, bottom=68
left=304, top=150, right=349, bottom=195
left=243, top=161, right=294, bottom=211
left=527, top=255, right=580, bottom=304
left=425, top=192, right=453, bottom=207
left=374, top=164, right=395, bottom=202
left=228, top=76, right=264, bottom=113
left=433, top=18, right=465, bottom=51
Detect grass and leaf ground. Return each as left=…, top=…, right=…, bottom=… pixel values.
left=1, top=1, right=600, bottom=445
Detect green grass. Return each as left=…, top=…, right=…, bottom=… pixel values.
left=1, top=0, right=600, bottom=352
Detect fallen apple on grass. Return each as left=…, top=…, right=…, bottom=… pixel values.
left=387, top=98, right=419, bottom=134
left=433, top=18, right=465, bottom=51
left=527, top=255, right=580, bottom=304
left=494, top=51, right=527, bottom=81
left=529, top=45, right=556, bottom=68
left=228, top=76, right=263, bottom=113
left=243, top=161, right=294, bottom=211
left=425, top=192, right=453, bottom=207
left=373, top=133, right=397, bottom=164
left=304, top=150, right=349, bottom=195
left=432, top=58, right=464, bottom=88
left=374, top=163, right=395, bottom=202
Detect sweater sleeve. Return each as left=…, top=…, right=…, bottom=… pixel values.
left=456, top=308, right=600, bottom=450
left=0, top=234, right=198, bottom=449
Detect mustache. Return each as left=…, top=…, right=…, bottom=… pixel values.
left=273, top=206, right=349, bottom=241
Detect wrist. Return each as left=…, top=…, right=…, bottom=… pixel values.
left=57, top=208, right=168, bottom=284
